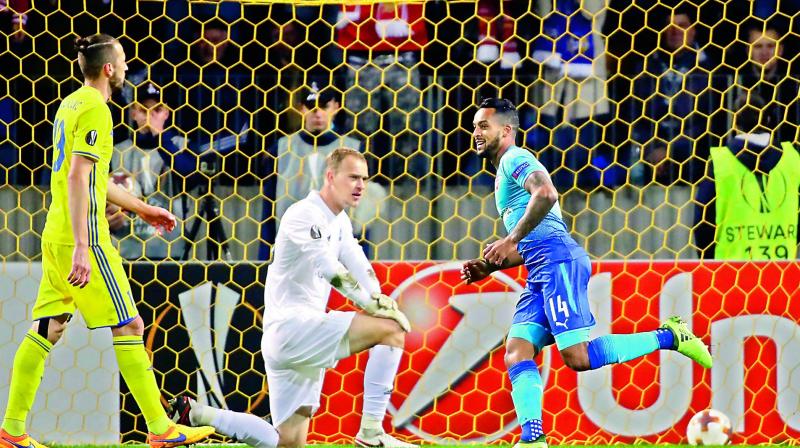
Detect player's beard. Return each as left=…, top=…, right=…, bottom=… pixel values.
left=477, top=133, right=501, bottom=159
left=110, top=73, right=125, bottom=92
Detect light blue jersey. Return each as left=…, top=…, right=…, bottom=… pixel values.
left=494, top=145, right=585, bottom=274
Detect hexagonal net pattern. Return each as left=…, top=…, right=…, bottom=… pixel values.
left=0, top=0, right=799, bottom=445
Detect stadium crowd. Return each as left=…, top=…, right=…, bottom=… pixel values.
left=1, top=0, right=798, bottom=260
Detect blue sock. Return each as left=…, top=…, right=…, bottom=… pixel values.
left=586, top=331, right=664, bottom=370
left=508, top=360, right=545, bottom=442
left=654, top=328, right=675, bottom=349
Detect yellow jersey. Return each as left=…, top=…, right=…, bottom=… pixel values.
left=42, top=86, right=114, bottom=246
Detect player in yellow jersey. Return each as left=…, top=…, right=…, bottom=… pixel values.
left=0, top=34, right=215, bottom=448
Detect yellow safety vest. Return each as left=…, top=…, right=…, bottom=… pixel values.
left=711, top=141, right=800, bottom=260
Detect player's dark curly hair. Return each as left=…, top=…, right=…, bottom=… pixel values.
left=478, top=98, right=520, bottom=134
left=74, top=34, right=117, bottom=79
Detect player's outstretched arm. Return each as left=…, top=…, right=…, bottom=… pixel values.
left=484, top=170, right=557, bottom=265
left=67, top=155, right=94, bottom=288
left=107, top=179, right=176, bottom=233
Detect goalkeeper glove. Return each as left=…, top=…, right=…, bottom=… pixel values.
left=365, top=293, right=411, bottom=332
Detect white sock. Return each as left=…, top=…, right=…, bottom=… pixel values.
left=188, top=401, right=219, bottom=426
left=190, top=402, right=279, bottom=448
left=361, top=344, right=402, bottom=430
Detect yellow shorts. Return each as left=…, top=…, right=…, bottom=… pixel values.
left=34, top=241, right=139, bottom=329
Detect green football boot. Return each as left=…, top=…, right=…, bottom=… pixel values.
left=662, top=316, right=713, bottom=368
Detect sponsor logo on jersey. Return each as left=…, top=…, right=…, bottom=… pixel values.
left=512, top=162, right=530, bottom=180
left=310, top=224, right=322, bottom=239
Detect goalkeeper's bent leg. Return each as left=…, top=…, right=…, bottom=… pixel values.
left=190, top=402, right=279, bottom=448
left=345, top=314, right=406, bottom=433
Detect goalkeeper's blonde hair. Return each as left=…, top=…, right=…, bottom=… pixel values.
left=327, top=147, right=366, bottom=172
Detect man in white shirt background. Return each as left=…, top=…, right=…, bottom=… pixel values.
left=170, top=148, right=415, bottom=448
left=109, top=82, right=187, bottom=260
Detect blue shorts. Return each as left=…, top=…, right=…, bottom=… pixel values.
left=508, top=255, right=596, bottom=351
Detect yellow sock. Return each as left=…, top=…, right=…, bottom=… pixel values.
left=2, top=331, right=52, bottom=436
left=113, top=336, right=172, bottom=435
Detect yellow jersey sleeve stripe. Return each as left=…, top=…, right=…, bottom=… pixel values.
left=73, top=150, right=100, bottom=162
left=88, top=167, right=98, bottom=246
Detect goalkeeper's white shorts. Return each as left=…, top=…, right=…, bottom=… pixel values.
left=261, top=310, right=356, bottom=427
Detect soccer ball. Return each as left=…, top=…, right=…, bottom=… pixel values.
left=686, top=409, right=732, bottom=445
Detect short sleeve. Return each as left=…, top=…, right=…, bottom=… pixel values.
left=72, top=104, right=110, bottom=162
left=502, top=149, right=545, bottom=190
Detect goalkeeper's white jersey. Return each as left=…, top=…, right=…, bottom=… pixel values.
left=263, top=190, right=374, bottom=324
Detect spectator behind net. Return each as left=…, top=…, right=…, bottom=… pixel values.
left=694, top=94, right=800, bottom=260
left=736, top=21, right=798, bottom=144
left=173, top=18, right=251, bottom=180
left=336, top=3, right=429, bottom=182
left=108, top=82, right=192, bottom=260
left=631, top=2, right=717, bottom=185
left=259, top=82, right=386, bottom=261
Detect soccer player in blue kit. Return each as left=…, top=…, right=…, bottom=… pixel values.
left=461, top=98, right=712, bottom=448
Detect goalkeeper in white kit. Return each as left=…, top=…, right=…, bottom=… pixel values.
left=170, top=148, right=415, bottom=448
